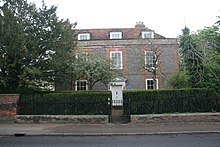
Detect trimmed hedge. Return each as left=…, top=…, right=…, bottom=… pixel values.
left=17, top=89, right=220, bottom=115
left=17, top=91, right=111, bottom=115
left=123, top=89, right=220, bottom=114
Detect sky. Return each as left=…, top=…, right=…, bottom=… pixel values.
left=27, top=0, right=220, bottom=38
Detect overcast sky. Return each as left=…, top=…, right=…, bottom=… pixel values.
left=28, top=0, right=220, bottom=38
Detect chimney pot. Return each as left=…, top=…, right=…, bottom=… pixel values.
left=135, top=21, right=145, bottom=29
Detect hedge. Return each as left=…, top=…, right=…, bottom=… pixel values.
left=17, top=89, right=220, bottom=115
left=17, top=91, right=111, bottom=115
left=123, top=89, right=220, bottom=114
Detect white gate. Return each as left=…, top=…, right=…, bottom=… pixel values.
left=110, top=85, right=123, bottom=106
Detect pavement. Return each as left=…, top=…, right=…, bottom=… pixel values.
left=1, top=122, right=220, bottom=136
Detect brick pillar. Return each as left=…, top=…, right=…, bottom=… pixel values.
left=0, top=94, right=19, bottom=122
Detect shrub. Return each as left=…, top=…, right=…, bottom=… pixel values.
left=17, top=91, right=111, bottom=115
left=168, top=71, right=190, bottom=89
left=123, top=89, right=219, bottom=114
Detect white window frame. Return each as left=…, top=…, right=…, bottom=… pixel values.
left=110, top=32, right=122, bottom=39
left=75, top=80, right=88, bottom=91
left=78, top=33, right=90, bottom=40
left=142, top=31, right=154, bottom=38
left=145, top=79, right=158, bottom=89
left=145, top=51, right=156, bottom=67
left=110, top=51, right=123, bottom=69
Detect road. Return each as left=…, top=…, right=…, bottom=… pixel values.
left=0, top=133, right=220, bottom=147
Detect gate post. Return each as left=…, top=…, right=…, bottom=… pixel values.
left=0, top=94, right=19, bottom=122
left=109, top=78, right=130, bottom=123
left=108, top=97, right=111, bottom=123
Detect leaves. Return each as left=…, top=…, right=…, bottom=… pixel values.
left=178, top=25, right=220, bottom=93
left=0, top=0, right=77, bottom=93
left=69, top=53, right=116, bottom=90
left=168, top=71, right=190, bottom=89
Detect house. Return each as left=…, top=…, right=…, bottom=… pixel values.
left=63, top=22, right=179, bottom=91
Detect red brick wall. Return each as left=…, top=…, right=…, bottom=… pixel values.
left=0, top=94, right=19, bottom=117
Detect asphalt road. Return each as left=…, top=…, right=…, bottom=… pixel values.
left=0, top=133, right=220, bottom=147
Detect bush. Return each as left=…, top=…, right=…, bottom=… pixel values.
left=123, top=89, right=219, bottom=114
left=17, top=91, right=111, bottom=115
left=168, top=71, right=190, bottom=89
left=17, top=89, right=219, bottom=115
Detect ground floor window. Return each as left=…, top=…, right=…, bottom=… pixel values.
left=75, top=80, right=88, bottom=91
left=146, top=79, right=158, bottom=89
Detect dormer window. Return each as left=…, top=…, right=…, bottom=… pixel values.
left=110, top=32, right=122, bottom=39
left=142, top=31, right=154, bottom=38
left=78, top=33, right=90, bottom=40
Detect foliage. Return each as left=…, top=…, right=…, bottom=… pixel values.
left=0, top=0, right=77, bottom=93
left=179, top=27, right=205, bottom=87
left=178, top=25, right=220, bottom=92
left=17, top=91, right=111, bottom=115
left=216, top=16, right=220, bottom=26
left=123, top=89, right=219, bottom=114
left=168, top=71, right=190, bottom=89
left=68, top=53, right=116, bottom=90
left=17, top=89, right=219, bottom=115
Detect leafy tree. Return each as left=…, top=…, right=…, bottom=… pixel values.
left=0, top=0, right=77, bottom=93
left=177, top=25, right=220, bottom=93
left=71, top=53, right=116, bottom=90
left=192, top=26, right=220, bottom=93
left=179, top=26, right=205, bottom=88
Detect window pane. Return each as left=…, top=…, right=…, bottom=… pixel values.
left=146, top=79, right=158, bottom=89
left=76, top=80, right=87, bottom=91
left=145, top=51, right=156, bottom=67
left=110, top=32, right=122, bottom=39
left=110, top=51, right=122, bottom=69
left=78, top=33, right=90, bottom=40
left=142, top=31, right=154, bottom=38
left=147, top=80, right=154, bottom=89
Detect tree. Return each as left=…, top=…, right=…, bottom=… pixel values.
left=177, top=25, right=220, bottom=93
left=0, top=0, right=29, bottom=92
left=0, top=0, right=77, bottom=93
left=216, top=16, right=220, bottom=26
left=179, top=26, right=205, bottom=88
left=192, top=26, right=220, bottom=93
left=143, top=39, right=161, bottom=89
left=168, top=71, right=190, bottom=89
left=71, top=53, right=116, bottom=90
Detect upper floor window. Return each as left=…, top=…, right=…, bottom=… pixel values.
left=145, top=51, right=156, bottom=67
left=110, top=51, right=123, bottom=69
left=110, top=32, right=122, bottom=39
left=142, top=31, right=154, bottom=38
left=78, top=33, right=90, bottom=40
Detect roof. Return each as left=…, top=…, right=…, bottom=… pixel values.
left=75, top=22, right=166, bottom=40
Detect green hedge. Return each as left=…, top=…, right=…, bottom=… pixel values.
left=17, top=89, right=220, bottom=115
left=17, top=91, right=111, bottom=115
left=123, top=89, right=220, bottom=114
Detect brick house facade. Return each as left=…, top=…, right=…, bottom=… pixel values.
left=71, top=22, right=179, bottom=91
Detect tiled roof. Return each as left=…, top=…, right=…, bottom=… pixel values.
left=75, top=23, right=166, bottom=40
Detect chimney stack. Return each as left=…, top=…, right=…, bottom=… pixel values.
left=135, top=21, right=145, bottom=29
